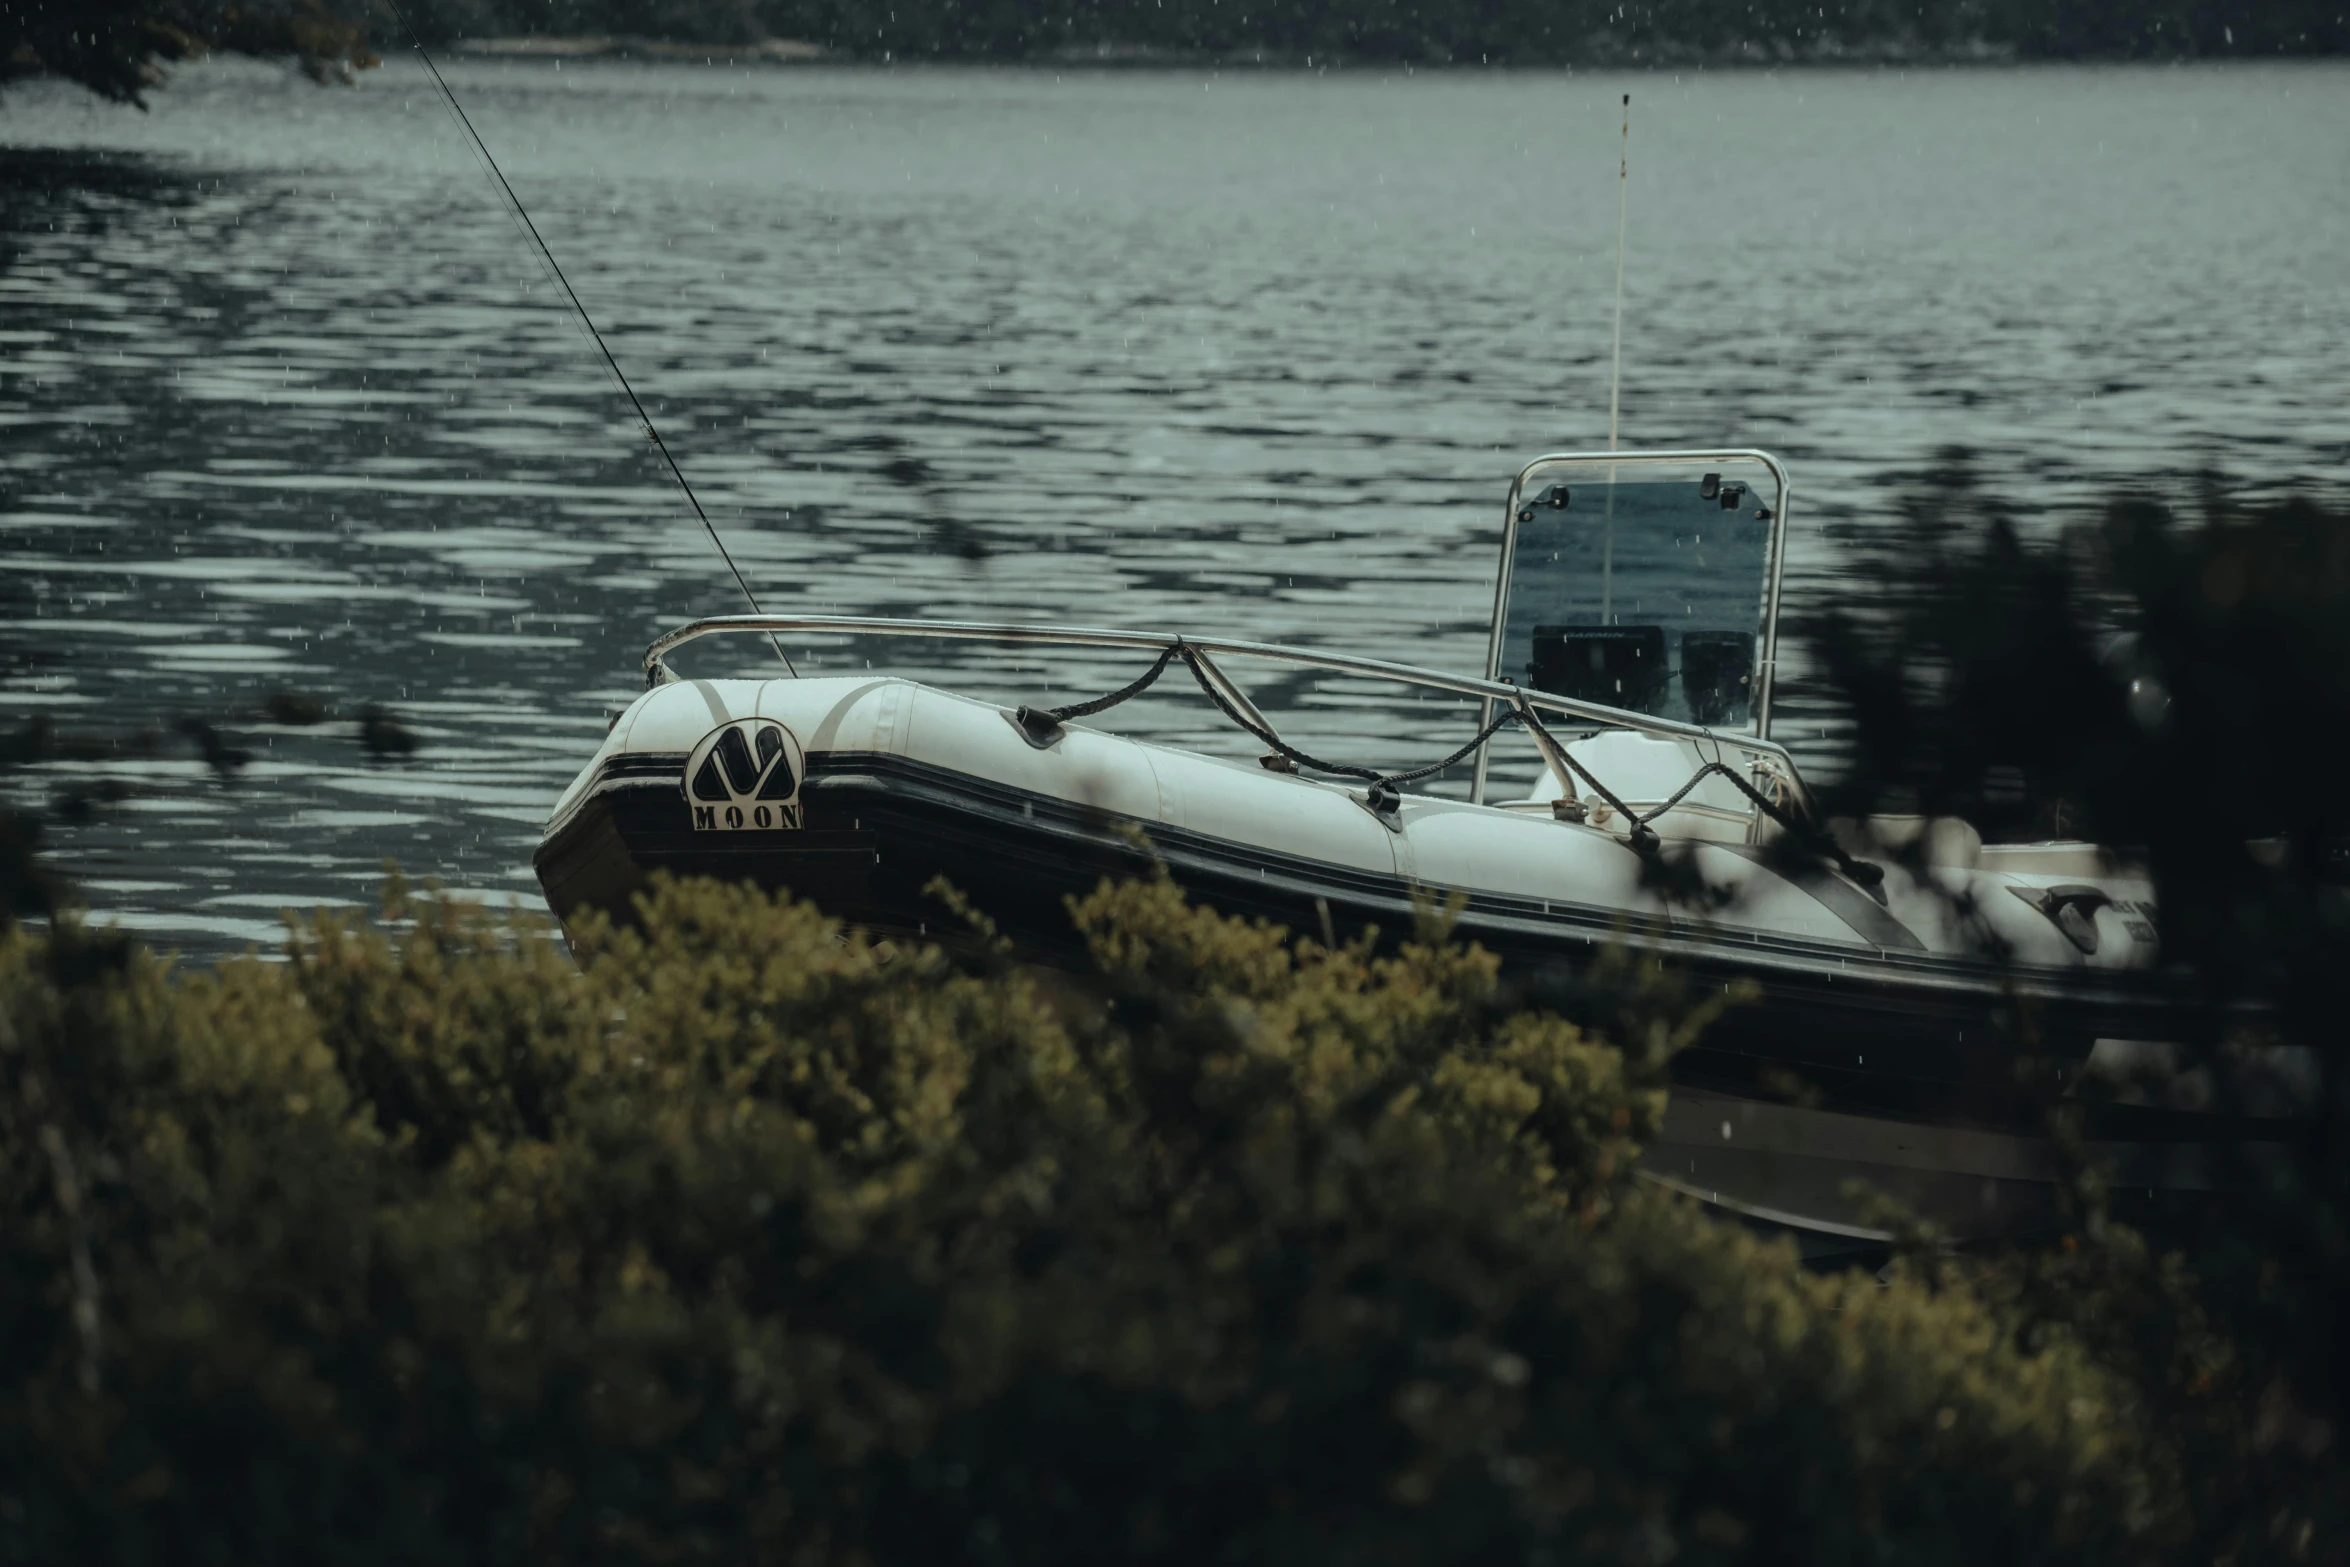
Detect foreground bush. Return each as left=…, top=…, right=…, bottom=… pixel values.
left=2, top=874, right=2163, bottom=1563
left=1806, top=464, right=2350, bottom=1561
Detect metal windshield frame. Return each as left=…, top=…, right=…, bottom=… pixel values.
left=1468, top=448, right=1792, bottom=804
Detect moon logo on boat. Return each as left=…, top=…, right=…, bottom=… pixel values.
left=683, top=719, right=805, bottom=831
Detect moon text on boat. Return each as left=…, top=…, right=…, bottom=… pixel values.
left=683, top=719, right=805, bottom=831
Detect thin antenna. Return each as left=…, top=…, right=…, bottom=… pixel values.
left=380, top=0, right=796, bottom=676
left=1607, top=92, right=1629, bottom=452
left=1599, top=93, right=1630, bottom=623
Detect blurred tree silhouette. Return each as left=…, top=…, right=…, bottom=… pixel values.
left=0, top=0, right=375, bottom=105
left=1802, top=458, right=2350, bottom=1561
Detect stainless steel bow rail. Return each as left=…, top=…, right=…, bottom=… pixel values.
left=643, top=614, right=1821, bottom=837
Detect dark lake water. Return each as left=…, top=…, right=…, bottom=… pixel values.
left=4, top=59, right=2347, bottom=951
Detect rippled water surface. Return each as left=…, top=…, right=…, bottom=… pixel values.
left=3, top=60, right=2346, bottom=950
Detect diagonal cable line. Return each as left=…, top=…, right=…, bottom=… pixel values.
left=379, top=0, right=795, bottom=675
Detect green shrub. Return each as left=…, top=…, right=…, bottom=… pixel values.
left=1806, top=468, right=2350, bottom=1562
left=2, top=874, right=2167, bottom=1563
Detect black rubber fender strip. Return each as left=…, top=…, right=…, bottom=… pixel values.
left=1712, top=844, right=1926, bottom=952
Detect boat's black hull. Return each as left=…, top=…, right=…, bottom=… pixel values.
left=535, top=751, right=2230, bottom=1148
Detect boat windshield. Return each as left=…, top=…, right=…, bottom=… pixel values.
left=1487, top=451, right=1787, bottom=736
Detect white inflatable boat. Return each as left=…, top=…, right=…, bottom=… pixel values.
left=538, top=449, right=2243, bottom=1243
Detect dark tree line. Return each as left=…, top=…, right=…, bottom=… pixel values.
left=4, top=0, right=2344, bottom=101
left=400, top=0, right=2350, bottom=58
left=401, top=0, right=2350, bottom=59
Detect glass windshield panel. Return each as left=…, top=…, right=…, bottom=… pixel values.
left=1494, top=456, right=1783, bottom=734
